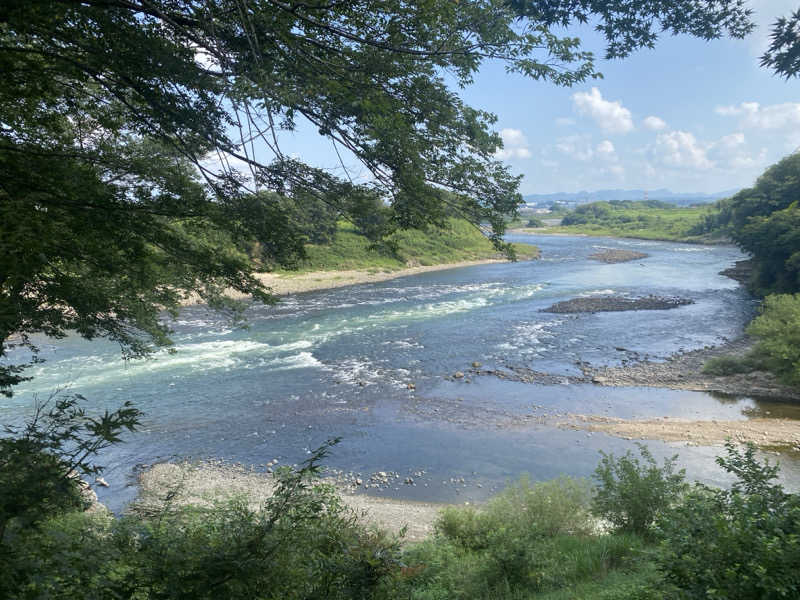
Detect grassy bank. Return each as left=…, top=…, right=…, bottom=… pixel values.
left=515, top=201, right=725, bottom=243
left=285, top=218, right=539, bottom=274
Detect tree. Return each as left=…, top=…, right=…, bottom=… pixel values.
left=658, top=442, right=800, bottom=599
left=0, top=393, right=141, bottom=540
left=0, top=1, right=756, bottom=395
left=762, top=8, right=800, bottom=78
left=702, top=153, right=800, bottom=294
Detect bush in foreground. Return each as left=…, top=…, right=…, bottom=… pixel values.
left=6, top=437, right=800, bottom=600
left=1, top=441, right=402, bottom=600
left=657, top=442, right=800, bottom=599
left=396, top=476, right=661, bottom=598
left=591, top=444, right=687, bottom=536
left=747, top=293, right=800, bottom=387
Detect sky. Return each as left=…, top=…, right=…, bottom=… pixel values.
left=242, top=1, right=800, bottom=196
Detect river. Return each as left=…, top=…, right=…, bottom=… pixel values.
left=3, top=233, right=799, bottom=511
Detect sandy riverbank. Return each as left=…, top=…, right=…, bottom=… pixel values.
left=255, top=259, right=510, bottom=296
left=564, top=337, right=800, bottom=449
left=134, top=461, right=443, bottom=542
left=181, top=258, right=514, bottom=305
left=559, top=414, right=800, bottom=449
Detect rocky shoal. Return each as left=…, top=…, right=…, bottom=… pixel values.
left=542, top=295, right=693, bottom=314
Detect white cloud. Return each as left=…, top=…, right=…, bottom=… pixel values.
left=572, top=87, right=634, bottom=134
left=596, top=140, right=616, bottom=157
left=608, top=164, right=625, bottom=176
left=495, top=128, right=532, bottom=160
left=555, top=137, right=618, bottom=164
left=714, top=102, right=759, bottom=117
left=716, top=132, right=746, bottom=149
left=709, top=132, right=768, bottom=170
left=555, top=135, right=595, bottom=161
left=642, top=116, right=667, bottom=131
left=715, top=101, right=800, bottom=130
left=654, top=130, right=714, bottom=170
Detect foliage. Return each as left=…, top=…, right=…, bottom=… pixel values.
left=761, top=8, right=800, bottom=78
left=736, top=202, right=800, bottom=295
left=1, top=440, right=402, bottom=600
left=694, top=153, right=800, bottom=294
left=746, top=293, right=800, bottom=387
left=0, top=0, right=757, bottom=395
left=436, top=476, right=594, bottom=550
left=702, top=353, right=763, bottom=377
left=657, top=442, right=800, bottom=599
left=554, top=201, right=716, bottom=242
left=9, top=444, right=800, bottom=600
left=398, top=476, right=649, bottom=599
left=401, top=531, right=648, bottom=600
left=591, top=444, right=687, bottom=535
left=292, top=218, right=539, bottom=273
left=526, top=217, right=546, bottom=228
left=0, top=393, right=141, bottom=540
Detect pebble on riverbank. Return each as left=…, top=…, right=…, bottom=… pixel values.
left=132, top=461, right=445, bottom=542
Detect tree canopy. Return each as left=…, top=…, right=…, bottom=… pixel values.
left=700, top=153, right=800, bottom=295
left=761, top=8, right=800, bottom=79
left=0, top=0, right=756, bottom=395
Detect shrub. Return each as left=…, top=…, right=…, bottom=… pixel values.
left=747, top=293, right=800, bottom=387
left=0, top=393, right=141, bottom=540
left=702, top=353, right=762, bottom=376
left=657, top=442, right=800, bottom=599
left=436, top=476, right=593, bottom=550
left=398, top=476, right=615, bottom=597
left=591, top=444, right=687, bottom=535
left=0, top=440, right=402, bottom=600
left=400, top=530, right=648, bottom=599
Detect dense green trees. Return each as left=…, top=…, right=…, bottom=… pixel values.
left=695, top=153, right=800, bottom=295
left=746, top=293, right=800, bottom=387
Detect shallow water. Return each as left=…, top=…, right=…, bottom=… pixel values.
left=3, top=234, right=798, bottom=511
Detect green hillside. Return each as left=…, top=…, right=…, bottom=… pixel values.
left=520, top=201, right=724, bottom=243
left=287, top=218, right=539, bottom=273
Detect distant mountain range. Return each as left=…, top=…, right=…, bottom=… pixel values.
left=522, top=188, right=739, bottom=207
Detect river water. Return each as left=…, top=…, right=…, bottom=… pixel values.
left=3, top=234, right=800, bottom=511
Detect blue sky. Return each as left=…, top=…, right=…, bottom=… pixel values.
left=242, top=1, right=799, bottom=196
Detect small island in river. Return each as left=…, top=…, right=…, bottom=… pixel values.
left=542, top=294, right=693, bottom=313
left=588, top=248, right=649, bottom=263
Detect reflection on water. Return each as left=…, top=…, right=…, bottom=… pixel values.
left=2, top=234, right=797, bottom=511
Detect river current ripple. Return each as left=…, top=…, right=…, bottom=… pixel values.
left=3, top=234, right=799, bottom=511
